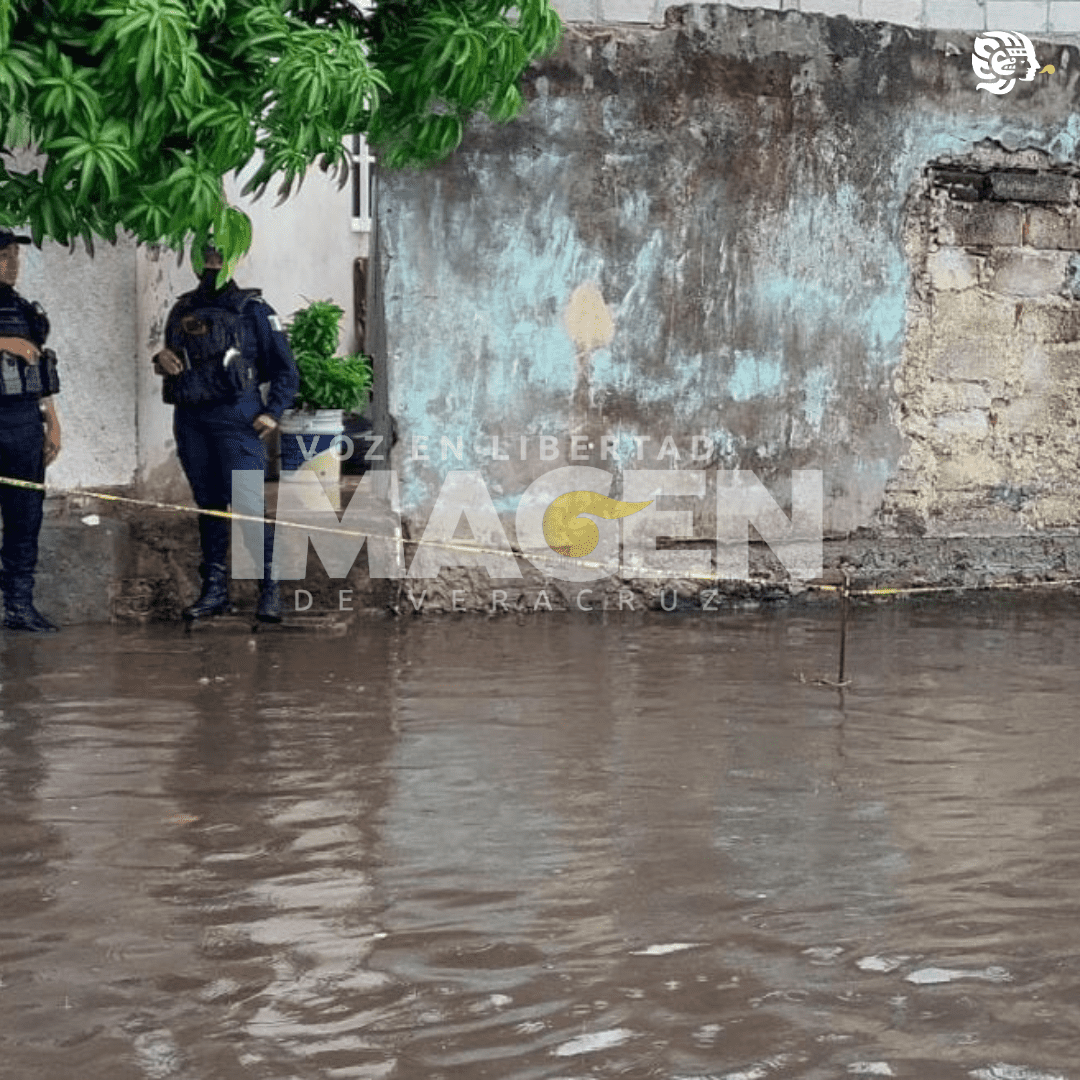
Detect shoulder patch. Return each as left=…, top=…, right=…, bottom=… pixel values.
left=268, top=313, right=284, bottom=333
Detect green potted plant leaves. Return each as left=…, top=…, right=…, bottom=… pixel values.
left=280, top=300, right=373, bottom=502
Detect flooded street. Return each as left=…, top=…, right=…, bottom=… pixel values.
left=3, top=600, right=1080, bottom=1080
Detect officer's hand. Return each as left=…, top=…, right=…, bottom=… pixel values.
left=253, top=414, right=278, bottom=437
left=43, top=418, right=61, bottom=467
left=153, top=348, right=183, bottom=376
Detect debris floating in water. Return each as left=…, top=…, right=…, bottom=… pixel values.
left=905, top=965, right=1012, bottom=985
left=856, top=955, right=907, bottom=973
left=629, top=942, right=703, bottom=956
left=553, top=1028, right=635, bottom=1056
left=970, top=1066, right=1067, bottom=1080
left=803, top=945, right=844, bottom=964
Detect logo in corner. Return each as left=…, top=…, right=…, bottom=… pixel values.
left=972, top=32, right=1040, bottom=95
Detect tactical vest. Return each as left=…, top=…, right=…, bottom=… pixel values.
left=162, top=287, right=262, bottom=407
left=0, top=289, right=60, bottom=400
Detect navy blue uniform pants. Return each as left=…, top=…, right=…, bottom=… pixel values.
left=174, top=395, right=273, bottom=575
left=0, top=401, right=45, bottom=584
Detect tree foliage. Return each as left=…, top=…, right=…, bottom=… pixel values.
left=0, top=0, right=561, bottom=268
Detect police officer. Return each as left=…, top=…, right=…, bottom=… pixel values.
left=0, top=230, right=61, bottom=633
left=153, top=245, right=298, bottom=622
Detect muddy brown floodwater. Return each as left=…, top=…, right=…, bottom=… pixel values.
left=2, top=598, right=1080, bottom=1080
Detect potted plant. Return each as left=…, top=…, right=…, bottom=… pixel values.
left=279, top=300, right=373, bottom=503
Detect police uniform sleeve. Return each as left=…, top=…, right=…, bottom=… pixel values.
left=250, top=301, right=299, bottom=419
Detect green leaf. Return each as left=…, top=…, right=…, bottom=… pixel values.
left=3, top=107, right=31, bottom=147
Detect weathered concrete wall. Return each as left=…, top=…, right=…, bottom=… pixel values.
left=19, top=237, right=139, bottom=492
left=370, top=6, right=1080, bottom=608
left=12, top=226, right=142, bottom=625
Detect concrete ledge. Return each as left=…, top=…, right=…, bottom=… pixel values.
left=38, top=531, right=1080, bottom=621
left=338, top=533, right=1080, bottom=615
left=33, top=483, right=1080, bottom=623
left=33, top=512, right=130, bottom=626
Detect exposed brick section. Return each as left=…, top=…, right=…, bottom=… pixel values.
left=926, top=247, right=983, bottom=290
left=983, top=0, right=1049, bottom=32
left=1025, top=207, right=1080, bottom=250
left=860, top=0, right=922, bottom=24
left=930, top=167, right=990, bottom=202
left=937, top=201, right=1023, bottom=247
left=1036, top=306, right=1080, bottom=344
left=987, top=250, right=1069, bottom=297
left=599, top=0, right=655, bottom=20
left=935, top=410, right=989, bottom=438
left=894, top=147, right=1080, bottom=541
left=990, top=171, right=1076, bottom=205
left=1050, top=1, right=1080, bottom=31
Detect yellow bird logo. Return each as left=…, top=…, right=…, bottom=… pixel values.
left=542, top=491, right=652, bottom=558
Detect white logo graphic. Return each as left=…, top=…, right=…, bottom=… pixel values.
left=972, top=32, right=1039, bottom=95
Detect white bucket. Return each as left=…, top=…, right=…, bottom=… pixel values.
left=279, top=409, right=345, bottom=509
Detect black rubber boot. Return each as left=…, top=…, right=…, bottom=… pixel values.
left=255, top=578, right=282, bottom=623
left=2, top=574, right=59, bottom=633
left=182, top=563, right=233, bottom=621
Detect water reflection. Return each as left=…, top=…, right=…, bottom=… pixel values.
left=1, top=600, right=1079, bottom=1078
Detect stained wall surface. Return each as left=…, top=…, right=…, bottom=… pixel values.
left=373, top=6, right=1080, bottom=593
left=18, top=236, right=139, bottom=492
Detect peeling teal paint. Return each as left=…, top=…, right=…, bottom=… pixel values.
left=508, top=323, right=577, bottom=392
left=602, top=430, right=647, bottom=469
left=802, top=367, right=832, bottom=429
left=754, top=182, right=907, bottom=360
left=614, top=230, right=666, bottom=355
left=1049, top=113, right=1080, bottom=160
left=588, top=347, right=624, bottom=389
left=593, top=346, right=709, bottom=421
left=620, top=189, right=651, bottom=230
left=383, top=184, right=599, bottom=460
left=703, top=429, right=740, bottom=468
left=729, top=351, right=783, bottom=401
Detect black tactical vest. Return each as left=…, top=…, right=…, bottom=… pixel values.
left=0, top=286, right=59, bottom=400
left=162, top=285, right=261, bottom=407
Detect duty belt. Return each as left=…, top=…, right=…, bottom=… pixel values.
left=0, top=348, right=60, bottom=398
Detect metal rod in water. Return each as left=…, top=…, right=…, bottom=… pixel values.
left=838, top=570, right=850, bottom=686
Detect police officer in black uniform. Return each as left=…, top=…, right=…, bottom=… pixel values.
left=0, top=230, right=61, bottom=633
left=153, top=245, right=298, bottom=622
